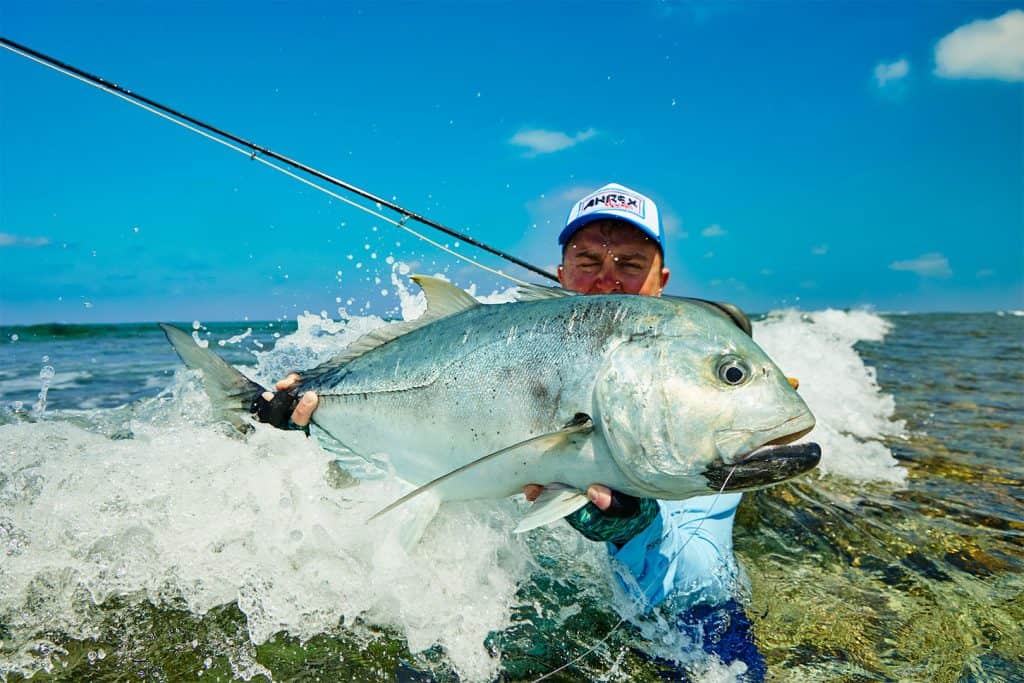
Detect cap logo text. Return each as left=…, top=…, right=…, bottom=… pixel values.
left=578, top=192, right=646, bottom=219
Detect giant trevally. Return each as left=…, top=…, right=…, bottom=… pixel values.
left=161, top=276, right=820, bottom=541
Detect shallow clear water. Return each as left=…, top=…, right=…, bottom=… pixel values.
left=0, top=306, right=1021, bottom=682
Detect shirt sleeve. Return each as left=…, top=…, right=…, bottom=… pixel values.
left=606, top=493, right=743, bottom=610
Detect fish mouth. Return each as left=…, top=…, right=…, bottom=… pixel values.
left=703, top=439, right=821, bottom=492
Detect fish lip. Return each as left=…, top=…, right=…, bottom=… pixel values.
left=740, top=423, right=816, bottom=458
left=703, top=442, right=822, bottom=492
left=714, top=414, right=816, bottom=465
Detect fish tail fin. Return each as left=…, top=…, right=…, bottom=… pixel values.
left=160, top=323, right=265, bottom=432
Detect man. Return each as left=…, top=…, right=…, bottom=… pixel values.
left=259, top=183, right=765, bottom=679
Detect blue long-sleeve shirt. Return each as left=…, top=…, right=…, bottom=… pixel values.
left=606, top=493, right=743, bottom=610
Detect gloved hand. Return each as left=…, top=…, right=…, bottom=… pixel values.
left=524, top=484, right=659, bottom=547
left=250, top=373, right=318, bottom=435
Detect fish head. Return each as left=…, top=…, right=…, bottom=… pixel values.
left=592, top=311, right=817, bottom=498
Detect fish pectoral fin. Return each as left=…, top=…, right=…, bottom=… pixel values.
left=368, top=414, right=593, bottom=523
left=514, top=483, right=589, bottom=533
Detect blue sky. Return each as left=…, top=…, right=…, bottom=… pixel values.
left=1, top=1, right=1021, bottom=324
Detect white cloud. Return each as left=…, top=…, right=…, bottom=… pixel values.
left=812, top=244, right=829, bottom=255
left=935, top=10, right=1024, bottom=81
left=510, top=128, right=598, bottom=156
left=709, top=277, right=747, bottom=291
left=661, top=211, right=687, bottom=238
left=701, top=224, right=726, bottom=237
left=874, top=59, right=909, bottom=87
left=889, top=252, right=953, bottom=278
left=0, top=232, right=50, bottom=248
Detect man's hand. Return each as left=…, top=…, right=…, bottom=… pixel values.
left=252, top=373, right=319, bottom=431
left=524, top=483, right=617, bottom=511
left=523, top=482, right=658, bottom=546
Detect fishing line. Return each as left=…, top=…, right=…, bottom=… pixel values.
left=531, top=465, right=739, bottom=682
left=0, top=37, right=556, bottom=286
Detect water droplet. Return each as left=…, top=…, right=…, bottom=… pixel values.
left=10, top=334, right=18, bottom=342
left=132, top=226, right=140, bottom=233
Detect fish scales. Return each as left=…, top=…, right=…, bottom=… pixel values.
left=161, top=278, right=819, bottom=530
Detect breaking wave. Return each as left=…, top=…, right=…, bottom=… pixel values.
left=0, top=276, right=907, bottom=681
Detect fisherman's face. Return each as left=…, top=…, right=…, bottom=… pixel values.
left=558, top=220, right=670, bottom=296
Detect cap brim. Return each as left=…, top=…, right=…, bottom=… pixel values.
left=558, top=212, right=662, bottom=249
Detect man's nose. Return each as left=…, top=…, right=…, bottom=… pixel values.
left=590, top=260, right=621, bottom=293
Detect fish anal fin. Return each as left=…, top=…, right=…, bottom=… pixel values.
left=514, top=483, right=589, bottom=533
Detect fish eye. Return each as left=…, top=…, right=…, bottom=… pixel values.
left=717, top=357, right=750, bottom=386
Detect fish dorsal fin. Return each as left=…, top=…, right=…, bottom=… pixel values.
left=515, top=282, right=579, bottom=302
left=315, top=275, right=482, bottom=370
left=368, top=413, right=593, bottom=523
left=411, top=274, right=482, bottom=317
left=673, top=296, right=753, bottom=337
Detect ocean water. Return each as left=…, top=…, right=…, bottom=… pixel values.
left=0, top=293, right=1021, bottom=682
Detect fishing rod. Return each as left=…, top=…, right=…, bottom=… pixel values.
left=0, top=36, right=559, bottom=285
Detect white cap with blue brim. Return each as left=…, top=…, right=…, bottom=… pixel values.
left=558, top=182, right=663, bottom=252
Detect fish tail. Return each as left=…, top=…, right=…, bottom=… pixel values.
left=159, top=323, right=265, bottom=432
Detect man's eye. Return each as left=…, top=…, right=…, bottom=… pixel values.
left=620, top=262, right=644, bottom=271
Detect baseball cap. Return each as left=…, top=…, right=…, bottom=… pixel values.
left=558, top=182, right=663, bottom=252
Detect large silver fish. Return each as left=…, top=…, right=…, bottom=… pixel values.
left=162, top=276, right=819, bottom=537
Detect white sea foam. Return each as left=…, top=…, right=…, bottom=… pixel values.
left=0, top=401, right=566, bottom=681
left=754, top=309, right=906, bottom=485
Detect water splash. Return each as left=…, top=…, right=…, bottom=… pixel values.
left=32, top=356, right=55, bottom=415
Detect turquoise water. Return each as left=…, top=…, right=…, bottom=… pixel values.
left=0, top=311, right=1021, bottom=681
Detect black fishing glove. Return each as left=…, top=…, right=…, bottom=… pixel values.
left=565, top=490, right=659, bottom=547
left=250, top=388, right=310, bottom=435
